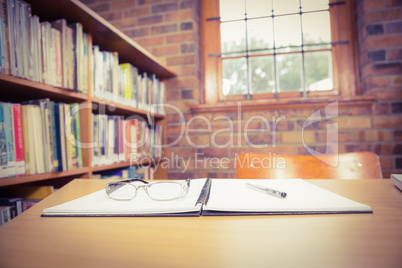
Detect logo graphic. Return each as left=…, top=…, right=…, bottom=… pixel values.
left=302, top=101, right=339, bottom=167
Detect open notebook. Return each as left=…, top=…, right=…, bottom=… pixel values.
left=42, top=179, right=372, bottom=217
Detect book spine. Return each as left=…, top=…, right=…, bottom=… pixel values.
left=63, top=104, right=74, bottom=170
left=4, top=102, right=15, bottom=177
left=82, top=32, right=88, bottom=94
left=20, top=0, right=28, bottom=79
left=43, top=99, right=53, bottom=172
left=29, top=104, right=44, bottom=173
left=20, top=105, right=31, bottom=175
left=52, top=28, right=62, bottom=87
left=0, top=102, right=8, bottom=178
left=50, top=101, right=60, bottom=172
left=12, top=103, right=25, bottom=176
left=6, top=0, right=15, bottom=76
left=57, top=103, right=67, bottom=171
left=70, top=103, right=82, bottom=168
left=91, top=114, right=99, bottom=166
left=118, top=116, right=124, bottom=161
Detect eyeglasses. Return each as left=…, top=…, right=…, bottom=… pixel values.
left=105, top=179, right=190, bottom=201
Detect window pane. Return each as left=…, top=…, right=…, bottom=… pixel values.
left=221, top=21, right=246, bottom=55
left=274, top=14, right=302, bottom=52
left=220, top=0, right=245, bottom=21
left=248, top=18, right=274, bottom=54
left=302, top=11, right=331, bottom=50
left=250, top=56, right=275, bottom=94
left=246, top=0, right=272, bottom=18
left=277, top=54, right=302, bottom=92
left=305, top=51, right=333, bottom=91
left=301, top=0, right=329, bottom=12
left=222, top=58, right=248, bottom=95
left=273, top=0, right=299, bottom=15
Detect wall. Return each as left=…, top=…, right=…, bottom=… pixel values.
left=81, top=0, right=402, bottom=179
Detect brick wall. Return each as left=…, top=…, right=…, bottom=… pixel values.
left=81, top=0, right=402, bottom=179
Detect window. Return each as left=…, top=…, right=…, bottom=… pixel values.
left=200, top=0, right=358, bottom=106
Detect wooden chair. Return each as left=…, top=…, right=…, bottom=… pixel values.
left=236, top=152, right=383, bottom=179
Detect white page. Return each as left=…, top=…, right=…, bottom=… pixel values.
left=204, top=179, right=372, bottom=213
left=43, top=179, right=207, bottom=216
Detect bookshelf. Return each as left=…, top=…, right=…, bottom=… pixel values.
left=0, top=0, right=176, bottom=187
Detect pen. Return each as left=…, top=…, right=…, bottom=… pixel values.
left=246, top=183, right=287, bottom=198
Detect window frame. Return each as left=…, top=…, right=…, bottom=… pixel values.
left=198, top=0, right=359, bottom=108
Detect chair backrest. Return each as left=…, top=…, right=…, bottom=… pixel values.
left=236, top=152, right=383, bottom=179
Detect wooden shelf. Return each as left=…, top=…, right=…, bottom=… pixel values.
left=27, top=0, right=176, bottom=80
left=92, top=97, right=165, bottom=121
left=0, top=73, right=88, bottom=103
left=0, top=0, right=173, bottom=188
left=0, top=168, right=90, bottom=187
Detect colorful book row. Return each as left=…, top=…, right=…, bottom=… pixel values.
left=0, top=0, right=165, bottom=114
left=0, top=0, right=88, bottom=92
left=92, top=114, right=163, bottom=167
left=0, top=99, right=82, bottom=178
left=92, top=51, right=165, bottom=115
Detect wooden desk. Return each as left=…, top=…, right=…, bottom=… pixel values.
left=0, top=179, right=401, bottom=268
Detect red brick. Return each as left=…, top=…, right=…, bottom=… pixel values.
left=364, top=76, right=389, bottom=89
left=338, top=106, right=373, bottom=116
left=385, top=0, right=402, bottom=7
left=361, top=62, right=402, bottom=78
left=364, top=0, right=384, bottom=10
left=198, top=148, right=230, bottom=158
left=151, top=24, right=178, bottom=35
left=165, top=10, right=194, bottom=22
left=166, top=32, right=195, bottom=43
left=124, top=6, right=150, bottom=18
left=166, top=55, right=195, bottom=66
left=152, top=45, right=180, bottom=56
left=395, top=130, right=402, bottom=141
left=138, top=15, right=163, bottom=25
left=135, top=36, right=165, bottom=47
left=87, top=3, right=110, bottom=13
left=151, top=2, right=178, bottom=14
left=125, top=27, right=149, bottom=38
left=373, top=115, right=402, bottom=128
left=338, top=131, right=353, bottom=142
left=388, top=48, right=402, bottom=61
left=366, top=35, right=402, bottom=49
left=390, top=75, right=402, bottom=87
left=111, top=0, right=137, bottom=9
left=180, top=65, right=196, bottom=76
left=365, top=7, right=402, bottom=23
left=373, top=89, right=402, bottom=100
left=373, top=102, right=391, bottom=114
left=166, top=88, right=181, bottom=101
left=138, top=0, right=163, bottom=5
left=380, top=157, right=394, bottom=169
left=335, top=117, right=372, bottom=129
left=100, top=11, right=124, bottom=22
left=356, top=129, right=392, bottom=141
left=114, top=17, right=137, bottom=29
left=165, top=77, right=199, bottom=88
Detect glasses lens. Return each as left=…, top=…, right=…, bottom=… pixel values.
left=106, top=183, right=136, bottom=200
left=147, top=182, right=184, bottom=201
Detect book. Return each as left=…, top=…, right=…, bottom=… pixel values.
left=0, top=102, right=7, bottom=178
left=42, top=179, right=372, bottom=217
left=391, top=174, right=402, bottom=192
left=0, top=197, right=22, bottom=218
left=3, top=102, right=16, bottom=177
left=12, top=103, right=25, bottom=176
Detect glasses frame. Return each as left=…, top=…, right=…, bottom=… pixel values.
left=105, top=179, right=191, bottom=201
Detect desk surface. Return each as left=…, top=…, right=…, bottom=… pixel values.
left=0, top=179, right=401, bottom=268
